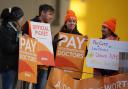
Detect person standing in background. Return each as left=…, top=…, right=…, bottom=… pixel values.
left=0, top=7, right=25, bottom=89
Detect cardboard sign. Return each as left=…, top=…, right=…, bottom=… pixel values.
left=18, top=36, right=37, bottom=83
left=46, top=68, right=128, bottom=89
left=79, top=73, right=128, bottom=89
left=55, top=32, right=87, bottom=79
left=103, top=73, right=128, bottom=89
left=29, top=21, right=54, bottom=66
left=46, top=68, right=78, bottom=89
left=87, top=39, right=128, bottom=70
left=78, top=77, right=103, bottom=89
left=86, top=39, right=128, bottom=70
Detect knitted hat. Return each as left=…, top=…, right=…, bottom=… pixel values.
left=102, top=18, right=116, bottom=33
left=65, top=10, right=77, bottom=22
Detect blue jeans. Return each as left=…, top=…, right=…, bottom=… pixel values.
left=35, top=69, right=48, bottom=89
left=1, top=70, right=17, bottom=89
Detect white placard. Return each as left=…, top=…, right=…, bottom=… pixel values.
left=86, top=39, right=128, bottom=70
left=30, top=21, right=53, bottom=54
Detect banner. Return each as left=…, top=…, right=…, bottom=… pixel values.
left=86, top=39, right=128, bottom=70
left=55, top=32, right=87, bottom=79
left=78, top=77, right=103, bottom=89
left=103, top=73, right=128, bottom=89
left=46, top=68, right=78, bottom=89
left=46, top=68, right=128, bottom=89
left=29, top=21, right=55, bottom=66
left=18, top=36, right=37, bottom=83
left=79, top=73, right=128, bottom=89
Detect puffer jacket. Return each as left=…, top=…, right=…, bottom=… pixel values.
left=0, top=22, right=19, bottom=72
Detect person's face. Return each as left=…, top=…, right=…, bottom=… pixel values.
left=16, top=16, right=26, bottom=31
left=41, top=10, right=54, bottom=23
left=102, top=26, right=111, bottom=37
left=66, top=17, right=77, bottom=31
left=17, top=16, right=26, bottom=27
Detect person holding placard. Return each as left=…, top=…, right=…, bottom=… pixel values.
left=22, top=4, right=54, bottom=89
left=53, top=10, right=88, bottom=57
left=94, top=18, right=120, bottom=76
left=52, top=10, right=88, bottom=80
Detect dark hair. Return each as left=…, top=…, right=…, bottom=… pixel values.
left=101, top=27, right=119, bottom=39
left=39, top=4, right=54, bottom=16
left=110, top=29, right=119, bottom=40
left=0, top=7, right=24, bottom=25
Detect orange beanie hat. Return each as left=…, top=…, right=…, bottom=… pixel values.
left=102, top=18, right=116, bottom=33
left=65, top=10, right=77, bottom=22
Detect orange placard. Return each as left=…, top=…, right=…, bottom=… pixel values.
left=37, top=41, right=55, bottom=66
left=55, top=32, right=87, bottom=79
left=103, top=73, right=128, bottom=89
left=46, top=68, right=78, bottom=89
left=18, top=36, right=37, bottom=83
left=80, top=73, right=128, bottom=89
left=47, top=68, right=128, bottom=89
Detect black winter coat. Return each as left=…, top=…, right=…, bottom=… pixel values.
left=0, top=22, right=19, bottom=72
left=22, top=16, right=40, bottom=35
